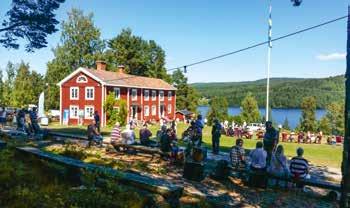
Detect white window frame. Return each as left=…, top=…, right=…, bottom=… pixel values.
left=76, top=75, right=88, bottom=83
left=144, top=90, right=149, bottom=101
left=144, top=105, right=150, bottom=116
left=131, top=89, right=137, bottom=101
left=159, top=90, right=164, bottom=101
left=69, top=105, right=79, bottom=119
left=85, top=87, right=95, bottom=100
left=168, top=104, right=172, bottom=114
left=70, top=87, right=79, bottom=100
left=168, top=91, right=172, bottom=100
left=114, top=87, right=120, bottom=100
left=84, top=106, right=94, bottom=119
left=151, top=105, right=157, bottom=116
left=151, top=90, right=157, bottom=101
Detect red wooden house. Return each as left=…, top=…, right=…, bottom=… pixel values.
left=57, top=61, right=177, bottom=126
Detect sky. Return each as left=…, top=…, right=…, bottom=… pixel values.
left=0, top=0, right=349, bottom=83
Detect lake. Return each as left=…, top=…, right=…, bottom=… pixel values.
left=197, top=106, right=326, bottom=129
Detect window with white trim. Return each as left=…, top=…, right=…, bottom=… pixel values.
left=114, top=87, right=120, bottom=99
left=168, top=91, right=172, bottom=100
left=151, top=90, right=156, bottom=101
left=151, top=105, right=157, bottom=116
left=144, top=90, right=149, bottom=101
left=144, top=106, right=150, bottom=116
left=168, top=104, right=172, bottom=114
left=84, top=106, right=94, bottom=119
left=131, top=89, right=137, bottom=101
left=85, top=87, right=94, bottom=100
left=70, top=87, right=79, bottom=100
left=76, top=75, right=88, bottom=83
left=69, top=105, right=79, bottom=119
left=159, top=91, right=164, bottom=101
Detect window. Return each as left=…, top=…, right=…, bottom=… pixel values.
left=168, top=104, right=172, bottom=114
left=84, top=106, right=94, bottom=119
left=151, top=105, right=157, bottom=116
left=131, top=89, right=137, bottom=101
left=151, top=90, right=156, bottom=101
left=76, top=75, right=88, bottom=83
left=85, top=87, right=94, bottom=100
left=70, top=87, right=79, bottom=100
left=69, top=105, right=79, bottom=119
left=114, top=87, right=120, bottom=99
left=144, top=106, right=150, bottom=116
left=168, top=91, right=172, bottom=100
left=159, top=91, right=164, bottom=101
left=144, top=90, right=149, bottom=101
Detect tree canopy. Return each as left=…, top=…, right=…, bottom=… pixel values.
left=0, top=0, right=65, bottom=51
left=300, top=96, right=317, bottom=132
left=240, top=93, right=260, bottom=123
left=207, top=96, right=229, bottom=125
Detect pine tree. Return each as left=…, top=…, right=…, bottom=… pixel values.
left=240, top=93, right=260, bottom=123
left=282, top=117, right=291, bottom=130
left=300, top=96, right=317, bottom=132
left=207, top=97, right=228, bottom=125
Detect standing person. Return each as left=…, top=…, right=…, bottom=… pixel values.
left=268, top=145, right=290, bottom=187
left=139, top=123, right=153, bottom=146
left=290, top=147, right=309, bottom=189
left=94, top=111, right=100, bottom=133
left=211, top=119, right=222, bottom=154
left=110, top=121, right=121, bottom=144
left=160, top=129, right=172, bottom=153
left=0, top=107, right=6, bottom=129
left=230, top=138, right=245, bottom=171
left=29, top=107, right=40, bottom=134
left=194, top=114, right=204, bottom=146
left=249, top=141, right=268, bottom=188
left=263, top=121, right=278, bottom=165
left=171, top=120, right=177, bottom=134
left=12, top=110, right=17, bottom=127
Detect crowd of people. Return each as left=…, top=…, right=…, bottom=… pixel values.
left=230, top=121, right=310, bottom=189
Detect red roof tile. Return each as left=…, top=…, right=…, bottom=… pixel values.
left=86, top=68, right=176, bottom=90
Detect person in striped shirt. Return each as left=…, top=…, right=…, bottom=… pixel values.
left=111, top=121, right=121, bottom=143
left=290, top=147, right=309, bottom=187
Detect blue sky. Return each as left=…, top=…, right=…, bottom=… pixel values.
left=0, top=0, right=349, bottom=83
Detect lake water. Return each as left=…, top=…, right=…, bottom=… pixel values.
left=197, top=106, right=326, bottom=129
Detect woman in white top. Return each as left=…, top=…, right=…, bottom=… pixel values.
left=121, top=124, right=135, bottom=145
left=268, top=145, right=290, bottom=187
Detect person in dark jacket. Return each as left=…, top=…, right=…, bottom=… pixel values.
left=94, top=111, right=100, bottom=133
left=211, top=119, right=222, bottom=154
left=139, top=123, right=153, bottom=146
left=263, top=121, right=278, bottom=165
left=160, top=128, right=172, bottom=153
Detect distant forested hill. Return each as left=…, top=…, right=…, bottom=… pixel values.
left=191, top=75, right=345, bottom=108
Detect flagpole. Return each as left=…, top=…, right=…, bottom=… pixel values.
left=266, top=3, right=272, bottom=122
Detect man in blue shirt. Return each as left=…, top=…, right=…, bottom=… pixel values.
left=94, top=111, right=100, bottom=133
left=263, top=121, right=278, bottom=165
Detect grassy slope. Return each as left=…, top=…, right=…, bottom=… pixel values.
left=48, top=122, right=342, bottom=168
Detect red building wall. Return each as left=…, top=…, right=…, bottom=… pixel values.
left=61, top=72, right=102, bottom=125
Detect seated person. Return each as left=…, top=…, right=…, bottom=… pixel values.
left=316, top=131, right=323, bottom=144
left=160, top=129, right=172, bottom=153
left=139, top=123, right=156, bottom=146
left=87, top=120, right=103, bottom=147
left=268, top=145, right=290, bottom=187
left=290, top=147, right=309, bottom=188
left=121, top=124, right=136, bottom=145
left=249, top=141, right=267, bottom=188
left=111, top=121, right=121, bottom=143
left=230, top=138, right=245, bottom=170
left=157, top=125, right=167, bottom=141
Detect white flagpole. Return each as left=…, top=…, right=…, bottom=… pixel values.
left=266, top=3, right=272, bottom=122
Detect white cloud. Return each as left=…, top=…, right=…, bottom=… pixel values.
left=316, top=52, right=346, bottom=61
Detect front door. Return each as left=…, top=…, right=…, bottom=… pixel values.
left=131, top=105, right=138, bottom=119
left=160, top=104, right=165, bottom=118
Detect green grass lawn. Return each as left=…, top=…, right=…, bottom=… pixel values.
left=47, top=122, right=343, bottom=168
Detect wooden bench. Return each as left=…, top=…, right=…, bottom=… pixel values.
left=112, top=143, right=169, bottom=157
left=16, top=146, right=183, bottom=203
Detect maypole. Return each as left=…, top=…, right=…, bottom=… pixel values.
left=266, top=1, right=272, bottom=121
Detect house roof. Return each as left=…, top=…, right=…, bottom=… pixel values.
left=176, top=109, right=194, bottom=116
left=57, top=67, right=177, bottom=91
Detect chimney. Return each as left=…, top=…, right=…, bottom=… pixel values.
left=117, top=65, right=125, bottom=73
left=96, top=60, right=107, bottom=71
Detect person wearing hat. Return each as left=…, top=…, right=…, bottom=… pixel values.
left=263, top=121, right=278, bottom=165
left=211, top=118, right=222, bottom=154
